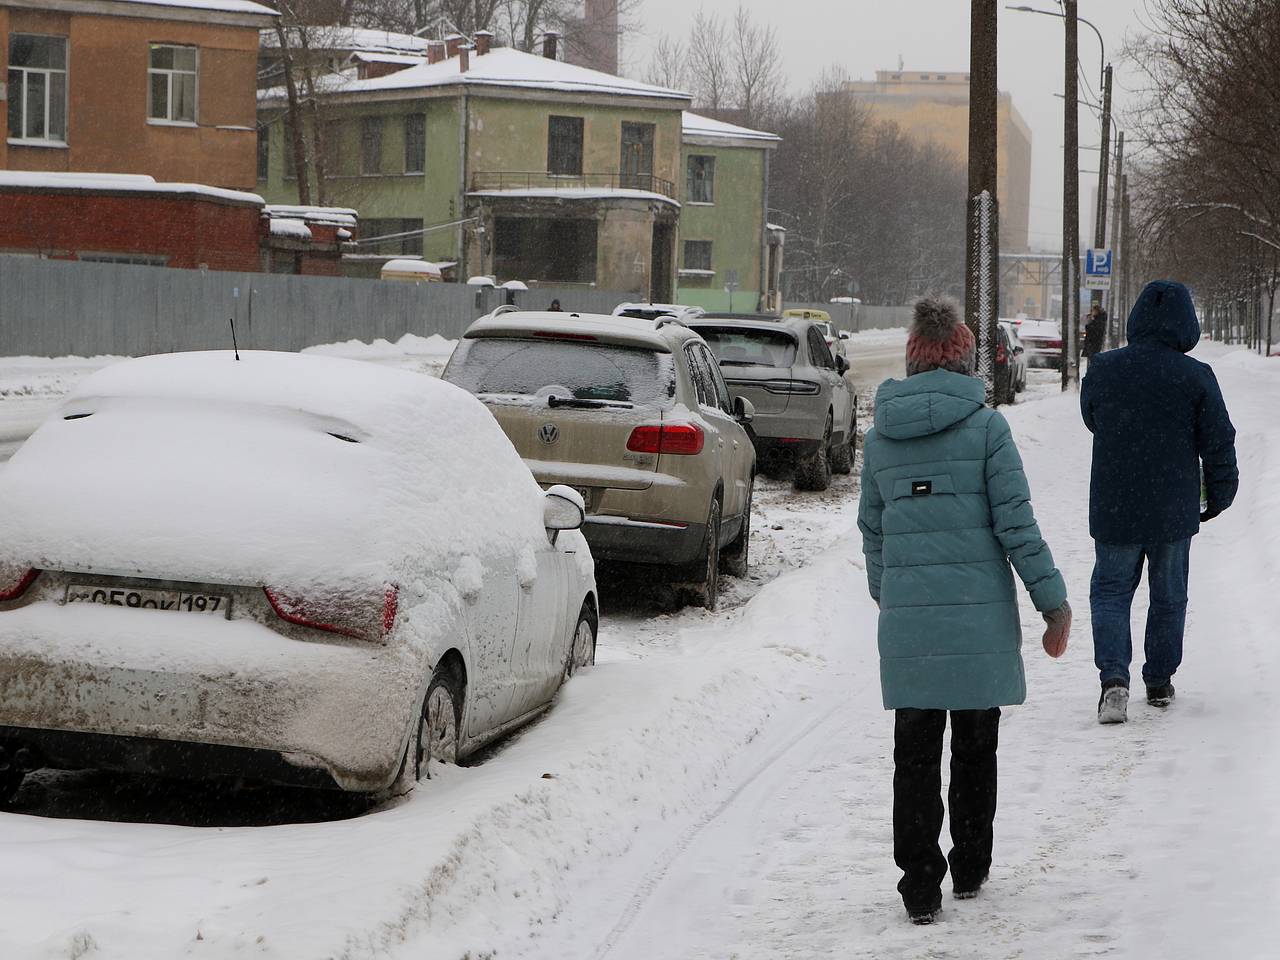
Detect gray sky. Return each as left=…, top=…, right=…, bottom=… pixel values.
left=624, top=0, right=1152, bottom=252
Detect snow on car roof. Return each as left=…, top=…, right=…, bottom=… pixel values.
left=682, top=111, right=781, bottom=144
left=0, top=350, right=547, bottom=597
left=465, top=311, right=682, bottom=352
left=261, top=46, right=690, bottom=103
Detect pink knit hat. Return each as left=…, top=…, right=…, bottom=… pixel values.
left=906, top=296, right=976, bottom=377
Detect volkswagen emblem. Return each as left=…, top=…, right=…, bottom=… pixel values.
left=539, top=423, right=559, bottom=445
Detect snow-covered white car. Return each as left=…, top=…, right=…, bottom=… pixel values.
left=611, top=302, right=706, bottom=323
left=1011, top=317, right=1063, bottom=369
left=0, top=351, right=598, bottom=803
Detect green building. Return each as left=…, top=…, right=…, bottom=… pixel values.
left=258, top=39, right=781, bottom=306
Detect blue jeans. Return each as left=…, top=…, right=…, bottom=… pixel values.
left=1090, top=540, right=1191, bottom=688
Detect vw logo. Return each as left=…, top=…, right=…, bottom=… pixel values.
left=539, top=423, right=559, bottom=445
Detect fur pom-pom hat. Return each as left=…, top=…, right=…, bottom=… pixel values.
left=906, top=296, right=976, bottom=377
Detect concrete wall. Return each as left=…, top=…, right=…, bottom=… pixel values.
left=0, top=256, right=641, bottom=357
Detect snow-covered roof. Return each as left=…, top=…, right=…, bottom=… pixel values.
left=383, top=259, right=442, bottom=277
left=268, top=217, right=311, bottom=240
left=261, top=46, right=690, bottom=104
left=260, top=26, right=428, bottom=55
left=468, top=187, right=679, bottom=207
left=108, top=0, right=276, bottom=17
left=264, top=204, right=358, bottom=227
left=350, top=51, right=426, bottom=67
left=0, top=172, right=264, bottom=206
left=682, top=111, right=780, bottom=145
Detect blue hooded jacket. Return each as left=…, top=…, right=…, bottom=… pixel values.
left=1081, top=280, right=1238, bottom=544
left=858, top=370, right=1067, bottom=710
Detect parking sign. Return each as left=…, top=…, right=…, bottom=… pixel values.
left=1085, top=248, right=1112, bottom=290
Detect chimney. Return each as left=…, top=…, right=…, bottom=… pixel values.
left=459, top=43, right=472, bottom=73
left=427, top=41, right=445, bottom=65
left=474, top=30, right=494, bottom=56
left=445, top=33, right=465, bottom=58
left=542, top=30, right=560, bottom=60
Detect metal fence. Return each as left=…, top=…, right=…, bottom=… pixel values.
left=0, top=257, right=642, bottom=358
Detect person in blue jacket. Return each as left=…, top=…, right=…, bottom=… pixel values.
left=859, top=297, right=1071, bottom=925
left=1081, top=280, right=1238, bottom=723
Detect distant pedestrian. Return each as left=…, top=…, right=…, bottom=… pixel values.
left=1081, top=280, right=1238, bottom=723
left=1082, top=304, right=1107, bottom=362
left=548, top=299, right=563, bottom=312
left=859, top=296, right=1071, bottom=925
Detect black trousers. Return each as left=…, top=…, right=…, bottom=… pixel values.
left=892, top=707, right=1001, bottom=912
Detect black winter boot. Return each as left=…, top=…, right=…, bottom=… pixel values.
left=1146, top=681, right=1175, bottom=707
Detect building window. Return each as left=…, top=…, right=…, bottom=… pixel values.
left=547, top=116, right=584, bottom=176
left=362, top=218, right=423, bottom=256
left=620, top=122, right=655, bottom=187
left=148, top=45, right=198, bottom=123
left=7, top=34, right=68, bottom=143
left=687, top=155, right=715, bottom=204
left=360, top=116, right=383, bottom=175
left=283, top=121, right=297, bottom=179
left=257, top=124, right=269, bottom=181
left=684, top=240, right=712, bottom=272
left=404, top=114, right=426, bottom=174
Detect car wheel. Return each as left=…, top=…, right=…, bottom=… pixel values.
left=794, top=417, right=832, bottom=492
left=829, top=413, right=856, bottom=475
left=0, top=769, right=24, bottom=809
left=721, top=481, right=752, bottom=578
left=390, top=661, right=463, bottom=796
left=683, top=498, right=721, bottom=611
left=564, top=602, right=597, bottom=679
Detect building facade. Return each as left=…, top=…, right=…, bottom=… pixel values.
left=258, top=39, right=689, bottom=297
left=838, top=70, right=1032, bottom=253
left=1, top=0, right=276, bottom=190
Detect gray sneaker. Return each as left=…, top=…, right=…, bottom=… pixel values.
left=1098, top=683, right=1129, bottom=724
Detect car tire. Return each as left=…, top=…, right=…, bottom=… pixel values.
left=564, top=602, right=597, bottom=680
left=721, top=481, right=752, bottom=578
left=389, top=660, right=463, bottom=796
left=794, top=417, right=833, bottom=492
left=829, top=413, right=856, bottom=475
left=0, top=770, right=24, bottom=809
left=683, top=498, right=721, bottom=611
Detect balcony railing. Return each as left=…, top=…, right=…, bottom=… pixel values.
left=469, top=171, right=677, bottom=201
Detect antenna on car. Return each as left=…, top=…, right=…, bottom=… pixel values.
left=229, top=317, right=241, bottom=361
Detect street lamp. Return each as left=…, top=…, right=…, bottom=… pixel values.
left=1006, top=5, right=1105, bottom=86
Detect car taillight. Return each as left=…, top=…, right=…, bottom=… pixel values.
left=761, top=379, right=821, bottom=395
left=1047, top=339, right=1063, bottom=349
left=626, top=423, right=705, bottom=455
left=0, top=567, right=38, bottom=602
left=263, top=583, right=398, bottom=642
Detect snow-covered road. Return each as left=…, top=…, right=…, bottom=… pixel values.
left=0, top=340, right=1274, bottom=959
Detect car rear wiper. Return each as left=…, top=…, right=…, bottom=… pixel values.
left=716, top=359, right=769, bottom=367
left=547, top=395, right=635, bottom=410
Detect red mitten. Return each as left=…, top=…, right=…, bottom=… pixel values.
left=1041, top=600, right=1072, bottom=658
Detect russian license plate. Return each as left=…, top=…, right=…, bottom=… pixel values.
left=65, top=584, right=232, bottom=617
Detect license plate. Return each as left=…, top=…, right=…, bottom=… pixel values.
left=65, top=584, right=232, bottom=617
left=573, top=486, right=594, bottom=513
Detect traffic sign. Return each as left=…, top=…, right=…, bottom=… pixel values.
left=1086, top=248, right=1112, bottom=278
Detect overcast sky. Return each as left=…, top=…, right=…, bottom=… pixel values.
left=624, top=0, right=1153, bottom=252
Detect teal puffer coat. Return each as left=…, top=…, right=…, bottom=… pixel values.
left=858, top=370, right=1067, bottom=710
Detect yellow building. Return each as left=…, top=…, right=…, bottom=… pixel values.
left=839, top=70, right=1032, bottom=253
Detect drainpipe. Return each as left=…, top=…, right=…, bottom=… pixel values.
left=760, top=147, right=771, bottom=312
left=458, top=92, right=470, bottom=278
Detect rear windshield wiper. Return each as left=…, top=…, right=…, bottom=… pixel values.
left=547, top=395, right=634, bottom=410
left=717, top=359, right=772, bottom=367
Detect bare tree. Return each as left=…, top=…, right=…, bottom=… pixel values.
left=729, top=4, right=781, bottom=126
left=687, top=8, right=732, bottom=111
left=643, top=32, right=689, bottom=91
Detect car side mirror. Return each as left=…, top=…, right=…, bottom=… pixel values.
left=543, top=485, right=585, bottom=544
left=838, top=331, right=851, bottom=340
left=1014, top=345, right=1025, bottom=355
left=733, top=395, right=755, bottom=423
left=835, top=355, right=850, bottom=375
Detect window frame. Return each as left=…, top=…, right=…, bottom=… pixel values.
left=360, top=115, right=383, bottom=176
left=547, top=115, right=584, bottom=177
left=686, top=154, right=716, bottom=204
left=7, top=33, right=69, bottom=146
left=256, top=123, right=270, bottom=181
left=403, top=113, right=426, bottom=175
left=147, top=43, right=199, bottom=126
left=683, top=239, right=713, bottom=273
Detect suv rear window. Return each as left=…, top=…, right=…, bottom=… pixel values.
left=691, top=327, right=798, bottom=368
left=447, top=338, right=676, bottom=407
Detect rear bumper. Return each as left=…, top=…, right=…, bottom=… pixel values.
left=0, top=602, right=421, bottom=792
left=582, top=516, right=707, bottom=567
left=748, top=408, right=828, bottom=443
left=1025, top=348, right=1062, bottom=369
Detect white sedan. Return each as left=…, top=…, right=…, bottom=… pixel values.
left=0, top=351, right=597, bottom=802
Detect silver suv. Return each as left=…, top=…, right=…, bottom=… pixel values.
left=442, top=311, right=756, bottom=610
left=687, top=315, right=856, bottom=491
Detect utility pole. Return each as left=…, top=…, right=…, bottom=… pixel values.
left=965, top=0, right=1000, bottom=404
left=1061, top=0, right=1080, bottom=389
left=1090, top=64, right=1113, bottom=320
left=1119, top=174, right=1130, bottom=346
left=1107, top=130, right=1124, bottom=348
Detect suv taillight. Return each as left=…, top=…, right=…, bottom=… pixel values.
left=264, top=583, right=398, bottom=642
left=761, top=379, right=821, bottom=395
left=0, top=568, right=37, bottom=602
left=626, top=423, right=705, bottom=455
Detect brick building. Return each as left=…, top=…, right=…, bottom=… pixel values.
left=1, top=0, right=277, bottom=190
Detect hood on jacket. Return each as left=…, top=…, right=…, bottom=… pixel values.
left=1126, top=280, right=1200, bottom=353
left=873, top=368, right=986, bottom=440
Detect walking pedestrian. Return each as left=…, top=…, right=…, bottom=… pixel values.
left=858, top=297, right=1071, bottom=925
left=1083, top=304, right=1107, bottom=363
left=1081, top=279, right=1238, bottom=723
left=547, top=298, right=563, bottom=312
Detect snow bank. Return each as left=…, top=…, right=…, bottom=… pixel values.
left=301, top=332, right=456, bottom=361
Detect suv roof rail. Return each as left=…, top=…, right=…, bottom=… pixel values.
left=488, top=304, right=521, bottom=316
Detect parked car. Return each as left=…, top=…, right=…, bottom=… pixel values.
left=443, top=311, right=755, bottom=610
left=687, top=314, right=856, bottom=491
left=995, top=320, right=1028, bottom=404
left=1011, top=317, right=1063, bottom=369
left=783, top=309, right=854, bottom=361
left=0, top=351, right=598, bottom=803
left=612, top=302, right=706, bottom=323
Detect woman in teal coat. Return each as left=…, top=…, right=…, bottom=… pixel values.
left=858, top=297, right=1072, bottom=924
